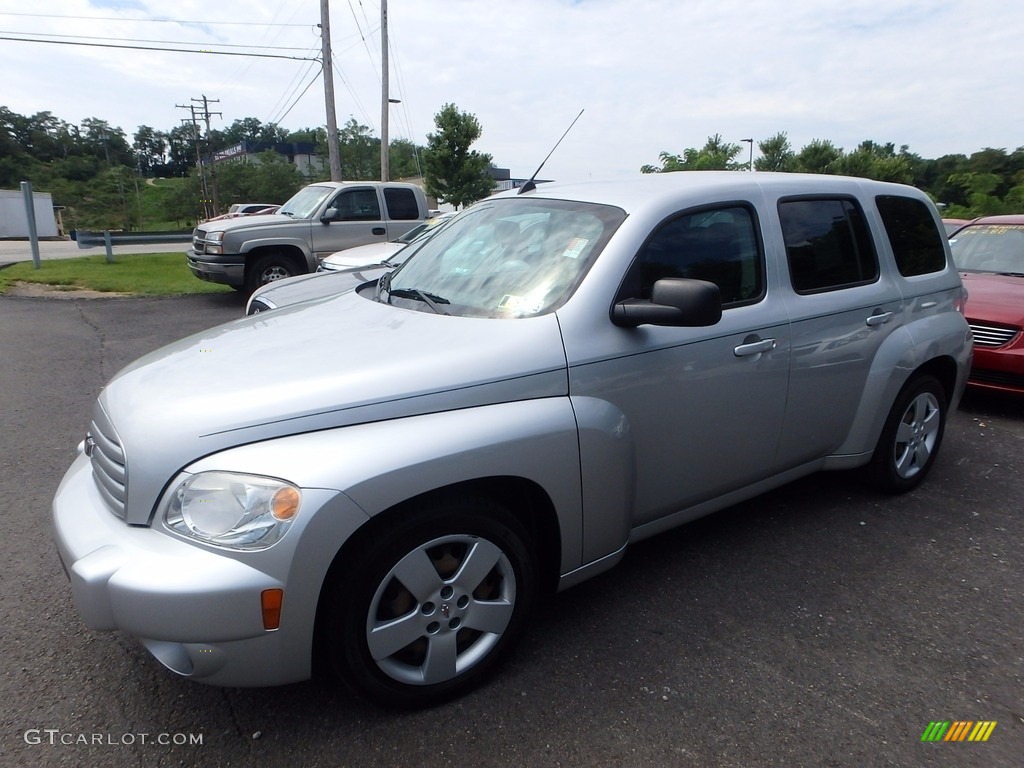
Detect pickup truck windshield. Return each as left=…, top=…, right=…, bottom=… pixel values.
left=383, top=199, right=625, bottom=318
left=278, top=185, right=335, bottom=218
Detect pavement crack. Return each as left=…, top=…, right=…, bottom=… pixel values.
left=75, top=299, right=110, bottom=381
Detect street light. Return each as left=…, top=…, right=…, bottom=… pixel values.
left=740, top=138, right=754, bottom=172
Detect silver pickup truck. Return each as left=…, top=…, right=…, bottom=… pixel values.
left=188, top=181, right=428, bottom=293
left=55, top=172, right=971, bottom=708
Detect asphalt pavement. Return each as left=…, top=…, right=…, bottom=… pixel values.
left=1, top=293, right=1021, bottom=768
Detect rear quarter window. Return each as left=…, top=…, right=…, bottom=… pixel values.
left=779, top=197, right=878, bottom=293
left=384, top=188, right=421, bottom=221
left=875, top=195, right=947, bottom=276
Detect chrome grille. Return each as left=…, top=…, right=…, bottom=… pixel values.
left=88, top=408, right=127, bottom=519
left=969, top=323, right=1019, bottom=349
left=192, top=228, right=206, bottom=255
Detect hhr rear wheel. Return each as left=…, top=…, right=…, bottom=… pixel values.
left=865, top=374, right=947, bottom=493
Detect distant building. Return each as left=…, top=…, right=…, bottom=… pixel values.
left=212, top=142, right=326, bottom=176
left=487, top=166, right=550, bottom=193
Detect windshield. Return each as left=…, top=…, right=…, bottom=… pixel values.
left=381, top=198, right=625, bottom=318
left=949, top=223, right=1024, bottom=275
left=278, top=185, right=335, bottom=218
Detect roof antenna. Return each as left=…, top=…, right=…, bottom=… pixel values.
left=518, top=108, right=585, bottom=194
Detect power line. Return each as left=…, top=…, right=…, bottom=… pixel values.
left=0, top=12, right=313, bottom=27
left=0, top=35, right=318, bottom=60
left=274, top=71, right=323, bottom=125
left=0, top=29, right=312, bottom=51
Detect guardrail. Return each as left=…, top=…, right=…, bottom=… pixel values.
left=73, top=230, right=192, bottom=262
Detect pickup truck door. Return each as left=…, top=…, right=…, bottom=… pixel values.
left=311, top=186, right=390, bottom=260
left=562, top=204, right=791, bottom=534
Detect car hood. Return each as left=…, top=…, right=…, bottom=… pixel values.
left=97, top=292, right=569, bottom=523
left=196, top=213, right=302, bottom=234
left=324, top=241, right=403, bottom=269
left=961, top=272, right=1024, bottom=327
left=249, top=266, right=387, bottom=311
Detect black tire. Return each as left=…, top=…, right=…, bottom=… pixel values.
left=245, top=252, right=300, bottom=294
left=864, top=374, right=947, bottom=493
left=322, top=496, right=537, bottom=708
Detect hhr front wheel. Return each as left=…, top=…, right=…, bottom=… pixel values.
left=323, top=498, right=536, bottom=708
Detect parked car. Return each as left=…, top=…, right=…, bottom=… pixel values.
left=948, top=214, right=1024, bottom=395
left=942, top=217, right=971, bottom=236
left=320, top=211, right=457, bottom=272
left=54, top=173, right=970, bottom=708
left=188, top=182, right=429, bottom=293
left=246, top=213, right=457, bottom=315
left=203, top=203, right=280, bottom=223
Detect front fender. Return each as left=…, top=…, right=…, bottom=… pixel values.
left=236, top=236, right=313, bottom=263
left=185, top=398, right=585, bottom=575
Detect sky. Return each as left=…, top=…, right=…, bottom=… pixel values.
left=1, top=0, right=1022, bottom=182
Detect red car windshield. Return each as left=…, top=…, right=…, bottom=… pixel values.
left=949, top=224, right=1024, bottom=276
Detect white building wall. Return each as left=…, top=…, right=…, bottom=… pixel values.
left=0, top=189, right=59, bottom=238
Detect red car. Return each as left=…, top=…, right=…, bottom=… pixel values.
left=948, top=214, right=1024, bottom=395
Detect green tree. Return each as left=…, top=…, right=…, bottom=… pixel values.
left=214, top=117, right=290, bottom=150
left=338, top=118, right=380, bottom=180
left=830, top=140, right=914, bottom=184
left=423, top=103, right=495, bottom=208
left=214, top=151, right=305, bottom=205
left=80, top=117, right=132, bottom=165
left=793, top=139, right=842, bottom=174
left=640, top=134, right=744, bottom=172
left=133, top=125, right=167, bottom=176
left=755, top=132, right=795, bottom=172
left=389, top=137, right=422, bottom=180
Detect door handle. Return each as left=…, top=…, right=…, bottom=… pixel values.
left=371, top=227, right=386, bottom=236
left=734, top=338, right=776, bottom=357
left=866, top=311, right=893, bottom=327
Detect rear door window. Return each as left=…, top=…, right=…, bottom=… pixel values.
left=779, top=198, right=878, bottom=293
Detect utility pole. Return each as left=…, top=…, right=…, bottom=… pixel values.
left=320, top=0, right=342, bottom=181
left=177, top=97, right=221, bottom=219
left=194, top=95, right=222, bottom=212
left=380, top=0, right=389, bottom=182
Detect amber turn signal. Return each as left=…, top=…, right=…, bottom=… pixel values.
left=261, top=588, right=284, bottom=630
left=271, top=486, right=300, bottom=521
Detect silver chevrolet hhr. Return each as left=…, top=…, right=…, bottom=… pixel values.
left=53, top=172, right=972, bottom=707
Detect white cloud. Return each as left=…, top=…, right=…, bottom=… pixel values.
left=2, top=0, right=1022, bottom=181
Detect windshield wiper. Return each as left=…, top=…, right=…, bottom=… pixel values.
left=374, top=270, right=393, bottom=302
left=374, top=272, right=449, bottom=314
left=388, top=288, right=451, bottom=315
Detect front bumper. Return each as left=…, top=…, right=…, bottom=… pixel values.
left=52, top=453, right=311, bottom=686
left=186, top=250, right=245, bottom=287
left=969, top=342, right=1024, bottom=395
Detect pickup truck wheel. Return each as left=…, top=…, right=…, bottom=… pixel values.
left=246, top=253, right=300, bottom=293
left=324, top=499, right=536, bottom=708
left=864, top=374, right=947, bottom=493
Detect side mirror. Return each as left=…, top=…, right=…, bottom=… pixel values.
left=320, top=208, right=341, bottom=224
left=612, top=278, right=722, bottom=328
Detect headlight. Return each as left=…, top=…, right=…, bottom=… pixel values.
left=208, top=231, right=226, bottom=243
left=164, top=471, right=300, bottom=550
